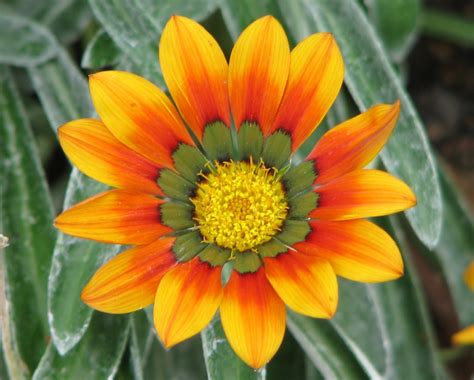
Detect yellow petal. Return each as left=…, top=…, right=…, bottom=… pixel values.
left=296, top=219, right=404, bottom=282
left=464, top=261, right=474, bottom=291
left=154, top=258, right=223, bottom=348
left=159, top=15, right=230, bottom=138
left=308, top=101, right=400, bottom=184
left=229, top=16, right=290, bottom=133
left=81, top=238, right=176, bottom=313
left=55, top=190, right=171, bottom=245
left=58, top=118, right=162, bottom=194
left=220, top=267, right=286, bottom=369
left=311, top=169, right=416, bottom=220
left=452, top=325, right=474, bottom=346
left=89, top=70, right=193, bottom=167
left=270, top=32, right=344, bottom=151
left=264, top=252, right=338, bottom=318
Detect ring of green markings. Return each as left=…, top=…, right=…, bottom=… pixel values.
left=158, top=122, right=319, bottom=274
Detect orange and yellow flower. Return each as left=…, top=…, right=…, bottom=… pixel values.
left=55, top=15, right=416, bottom=368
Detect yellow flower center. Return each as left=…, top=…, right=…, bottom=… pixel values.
left=192, top=160, right=288, bottom=252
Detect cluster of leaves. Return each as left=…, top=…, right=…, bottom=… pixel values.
left=0, top=0, right=472, bottom=379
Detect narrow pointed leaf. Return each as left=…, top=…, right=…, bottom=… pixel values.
left=0, top=69, right=55, bottom=376
left=32, top=314, right=129, bottom=380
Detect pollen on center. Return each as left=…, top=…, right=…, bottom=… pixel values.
left=191, top=160, right=288, bottom=252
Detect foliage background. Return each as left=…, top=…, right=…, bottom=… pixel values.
left=0, top=0, right=473, bottom=379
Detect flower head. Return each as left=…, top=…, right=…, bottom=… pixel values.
left=55, top=15, right=416, bottom=368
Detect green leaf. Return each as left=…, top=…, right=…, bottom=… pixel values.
left=32, top=313, right=130, bottom=379
left=0, top=68, right=55, bottom=377
left=48, top=173, right=121, bottom=354
left=280, top=0, right=442, bottom=249
left=0, top=7, right=57, bottom=66
left=88, top=0, right=164, bottom=86
left=368, top=0, right=420, bottom=61
left=132, top=311, right=208, bottom=380
left=287, top=314, right=367, bottom=380
left=218, top=0, right=281, bottom=41
left=201, top=316, right=266, bottom=379
left=28, top=50, right=92, bottom=130
left=28, top=45, right=125, bottom=355
left=430, top=166, right=474, bottom=326
left=81, top=29, right=121, bottom=70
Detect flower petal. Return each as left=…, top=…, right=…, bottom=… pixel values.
left=89, top=70, right=193, bottom=167
left=264, top=252, right=337, bottom=318
left=159, top=15, right=230, bottom=138
left=220, top=267, right=286, bottom=369
left=452, top=325, right=474, bottom=346
left=311, top=169, right=416, bottom=220
left=154, top=258, right=223, bottom=347
left=270, top=33, right=344, bottom=151
left=55, top=190, right=171, bottom=244
left=308, top=101, right=401, bottom=184
left=58, top=118, right=162, bottom=195
left=81, top=238, right=176, bottom=313
left=295, top=220, right=404, bottom=282
left=229, top=16, right=290, bottom=133
left=464, top=261, right=474, bottom=291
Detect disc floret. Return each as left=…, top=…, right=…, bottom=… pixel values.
left=192, top=160, right=288, bottom=252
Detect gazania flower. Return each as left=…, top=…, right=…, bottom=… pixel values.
left=55, top=15, right=416, bottom=368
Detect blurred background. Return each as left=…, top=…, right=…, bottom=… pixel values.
left=0, top=0, right=473, bottom=379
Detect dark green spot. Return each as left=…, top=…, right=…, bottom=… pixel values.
left=261, top=130, right=292, bottom=169
left=283, top=160, right=316, bottom=199
left=198, top=244, right=231, bottom=267
left=172, top=230, right=206, bottom=262
left=157, top=169, right=195, bottom=202
left=288, top=192, right=319, bottom=219
left=160, top=202, right=195, bottom=231
left=173, top=144, right=209, bottom=183
left=257, top=238, right=288, bottom=258
left=237, top=122, right=264, bottom=161
left=233, top=251, right=262, bottom=274
left=202, top=122, right=232, bottom=161
left=275, top=220, right=311, bottom=246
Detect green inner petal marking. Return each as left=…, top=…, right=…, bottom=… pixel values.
left=172, top=230, right=207, bottom=262
left=288, top=192, right=319, bottom=219
left=173, top=144, right=209, bottom=183
left=237, top=122, right=264, bottom=161
left=275, top=219, right=311, bottom=246
left=202, top=121, right=232, bottom=161
left=233, top=251, right=262, bottom=274
left=261, top=130, right=292, bottom=169
left=157, top=169, right=195, bottom=202
left=160, top=201, right=195, bottom=231
left=257, top=238, right=288, bottom=258
left=198, top=244, right=231, bottom=267
left=283, top=160, right=316, bottom=199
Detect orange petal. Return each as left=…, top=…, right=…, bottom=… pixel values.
left=55, top=190, right=171, bottom=245
left=308, top=101, right=401, bottom=184
left=464, top=261, right=474, bottom=291
left=159, top=15, right=230, bottom=138
left=270, top=33, right=344, bottom=151
left=264, top=252, right=337, bottom=318
left=154, top=258, right=223, bottom=347
left=311, top=169, right=416, bottom=220
left=58, top=118, right=162, bottom=195
left=220, top=267, right=286, bottom=369
left=295, top=220, right=404, bottom=282
left=452, top=325, right=474, bottom=346
left=81, top=238, right=176, bottom=313
left=229, top=16, right=290, bottom=133
left=89, top=70, right=193, bottom=167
